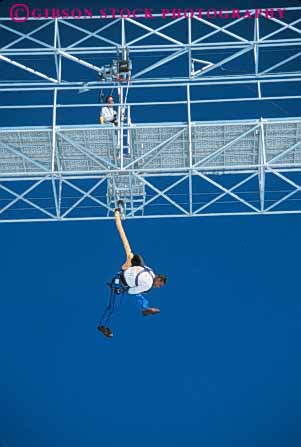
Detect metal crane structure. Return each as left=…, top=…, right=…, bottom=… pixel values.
left=0, top=8, right=300, bottom=222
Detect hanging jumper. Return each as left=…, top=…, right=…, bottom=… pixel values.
left=97, top=208, right=162, bottom=338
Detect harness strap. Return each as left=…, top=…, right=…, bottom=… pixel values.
left=108, top=272, right=129, bottom=293
left=135, top=267, right=155, bottom=287
left=119, top=271, right=129, bottom=289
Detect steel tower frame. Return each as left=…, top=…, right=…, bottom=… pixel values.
left=0, top=8, right=300, bottom=222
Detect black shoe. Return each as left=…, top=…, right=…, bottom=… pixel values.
left=142, top=308, right=160, bottom=317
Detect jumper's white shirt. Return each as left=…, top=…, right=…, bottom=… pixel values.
left=124, top=266, right=155, bottom=295
left=101, top=106, right=116, bottom=123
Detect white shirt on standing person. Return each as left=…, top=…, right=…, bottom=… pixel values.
left=100, top=95, right=117, bottom=124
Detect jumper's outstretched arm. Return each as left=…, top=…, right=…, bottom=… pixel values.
left=114, top=208, right=133, bottom=270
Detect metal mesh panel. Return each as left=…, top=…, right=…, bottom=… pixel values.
left=265, top=122, right=301, bottom=164
left=110, top=174, right=144, bottom=195
left=0, top=130, right=52, bottom=174
left=56, top=127, right=117, bottom=171
left=130, top=126, right=189, bottom=169
left=1, top=121, right=300, bottom=178
left=192, top=124, right=259, bottom=168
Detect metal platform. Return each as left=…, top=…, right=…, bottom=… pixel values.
left=0, top=117, right=300, bottom=222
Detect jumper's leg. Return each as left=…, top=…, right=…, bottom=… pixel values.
left=98, top=289, right=116, bottom=327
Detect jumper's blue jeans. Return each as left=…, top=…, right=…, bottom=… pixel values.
left=99, top=290, right=149, bottom=327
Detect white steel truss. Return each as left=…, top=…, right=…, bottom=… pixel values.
left=0, top=9, right=300, bottom=222
left=0, top=117, right=300, bottom=222
left=0, top=9, right=300, bottom=96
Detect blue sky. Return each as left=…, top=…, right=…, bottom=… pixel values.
left=0, top=0, right=301, bottom=446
